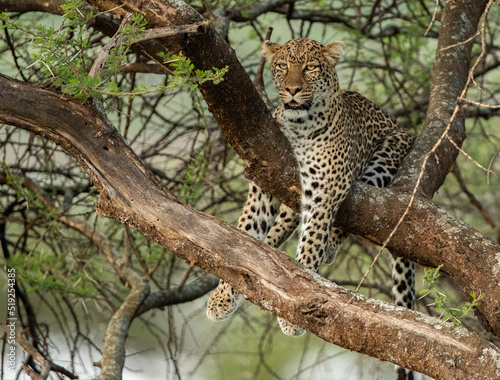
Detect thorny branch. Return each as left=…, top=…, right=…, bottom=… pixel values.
left=0, top=324, right=78, bottom=379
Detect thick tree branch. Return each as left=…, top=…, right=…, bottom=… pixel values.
left=87, top=0, right=302, bottom=211
left=0, top=0, right=65, bottom=13
left=0, top=73, right=499, bottom=379
left=392, top=0, right=490, bottom=195
left=335, top=181, right=500, bottom=335
left=135, top=274, right=219, bottom=316
left=0, top=169, right=218, bottom=311
left=94, top=273, right=149, bottom=380
left=84, top=0, right=500, bottom=336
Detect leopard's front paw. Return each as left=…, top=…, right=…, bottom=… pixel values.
left=277, top=317, right=306, bottom=336
left=206, top=281, right=241, bottom=321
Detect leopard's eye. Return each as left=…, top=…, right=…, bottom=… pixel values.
left=305, top=64, right=319, bottom=72
left=277, top=62, right=288, bottom=71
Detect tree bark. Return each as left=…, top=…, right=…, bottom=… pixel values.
left=83, top=0, right=499, bottom=336
left=392, top=0, right=490, bottom=195
left=1, top=0, right=499, bottom=377
left=0, top=73, right=499, bottom=380
left=86, top=0, right=302, bottom=211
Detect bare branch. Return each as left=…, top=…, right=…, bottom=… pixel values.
left=0, top=324, right=79, bottom=379
left=252, top=26, right=274, bottom=110
left=137, top=20, right=211, bottom=41
left=89, top=13, right=135, bottom=79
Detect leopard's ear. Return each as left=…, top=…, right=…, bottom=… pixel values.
left=323, top=41, right=346, bottom=66
left=262, top=40, right=281, bottom=63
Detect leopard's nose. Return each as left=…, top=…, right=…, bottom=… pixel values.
left=286, top=86, right=302, bottom=95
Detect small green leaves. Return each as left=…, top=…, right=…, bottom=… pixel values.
left=60, top=0, right=90, bottom=27
left=121, top=13, right=148, bottom=41
left=159, top=51, right=229, bottom=92
left=178, top=145, right=210, bottom=206
left=419, top=265, right=483, bottom=325
left=2, top=1, right=228, bottom=99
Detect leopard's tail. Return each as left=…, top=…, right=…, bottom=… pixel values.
left=392, top=257, right=415, bottom=380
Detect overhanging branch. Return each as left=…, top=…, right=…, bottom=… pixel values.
left=0, top=73, right=499, bottom=379
left=84, top=0, right=500, bottom=337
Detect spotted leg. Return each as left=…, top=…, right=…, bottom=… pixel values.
left=278, top=150, right=356, bottom=336
left=361, top=131, right=416, bottom=313
left=264, top=203, right=300, bottom=248
left=393, top=256, right=416, bottom=380
left=278, top=129, right=415, bottom=336
left=360, top=129, right=416, bottom=316
left=206, top=182, right=297, bottom=321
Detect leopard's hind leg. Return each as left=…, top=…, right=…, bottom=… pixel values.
left=362, top=130, right=416, bottom=380
left=206, top=182, right=299, bottom=321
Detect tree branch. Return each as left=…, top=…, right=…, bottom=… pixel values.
left=0, top=171, right=151, bottom=380
left=87, top=0, right=302, bottom=211
left=392, top=0, right=490, bottom=195
left=0, top=0, right=65, bottom=13
left=84, top=0, right=500, bottom=336
left=0, top=324, right=79, bottom=379
left=0, top=73, right=499, bottom=379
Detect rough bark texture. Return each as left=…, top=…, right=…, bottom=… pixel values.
left=1, top=0, right=499, bottom=377
left=336, top=182, right=500, bottom=335
left=0, top=73, right=500, bottom=380
left=87, top=0, right=302, bottom=211
left=392, top=0, right=489, bottom=195
left=0, top=0, right=65, bottom=13
left=83, top=0, right=499, bottom=337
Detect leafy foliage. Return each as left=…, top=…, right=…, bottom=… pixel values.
left=1, top=0, right=228, bottom=99
left=419, top=265, right=484, bottom=325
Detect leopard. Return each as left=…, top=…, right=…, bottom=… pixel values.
left=206, top=37, right=416, bottom=379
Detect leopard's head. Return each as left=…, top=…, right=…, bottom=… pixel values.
left=262, top=38, right=345, bottom=115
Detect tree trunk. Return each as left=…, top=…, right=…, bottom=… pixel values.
left=0, top=73, right=499, bottom=380
left=84, top=0, right=499, bottom=336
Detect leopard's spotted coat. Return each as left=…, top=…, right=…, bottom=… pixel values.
left=207, top=39, right=415, bottom=361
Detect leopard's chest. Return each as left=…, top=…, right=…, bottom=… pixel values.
left=278, top=104, right=336, bottom=139
left=278, top=106, right=348, bottom=157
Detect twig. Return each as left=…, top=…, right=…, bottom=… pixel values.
left=424, top=0, right=440, bottom=36
left=253, top=27, right=274, bottom=110
left=90, top=16, right=210, bottom=79
left=452, top=164, right=495, bottom=228
left=0, top=324, right=79, bottom=379
left=487, top=151, right=499, bottom=184
left=177, top=265, right=194, bottom=292
left=440, top=31, right=480, bottom=51
left=459, top=97, right=500, bottom=109
left=446, top=134, right=497, bottom=181
left=89, top=13, right=134, bottom=79
left=136, top=20, right=211, bottom=42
